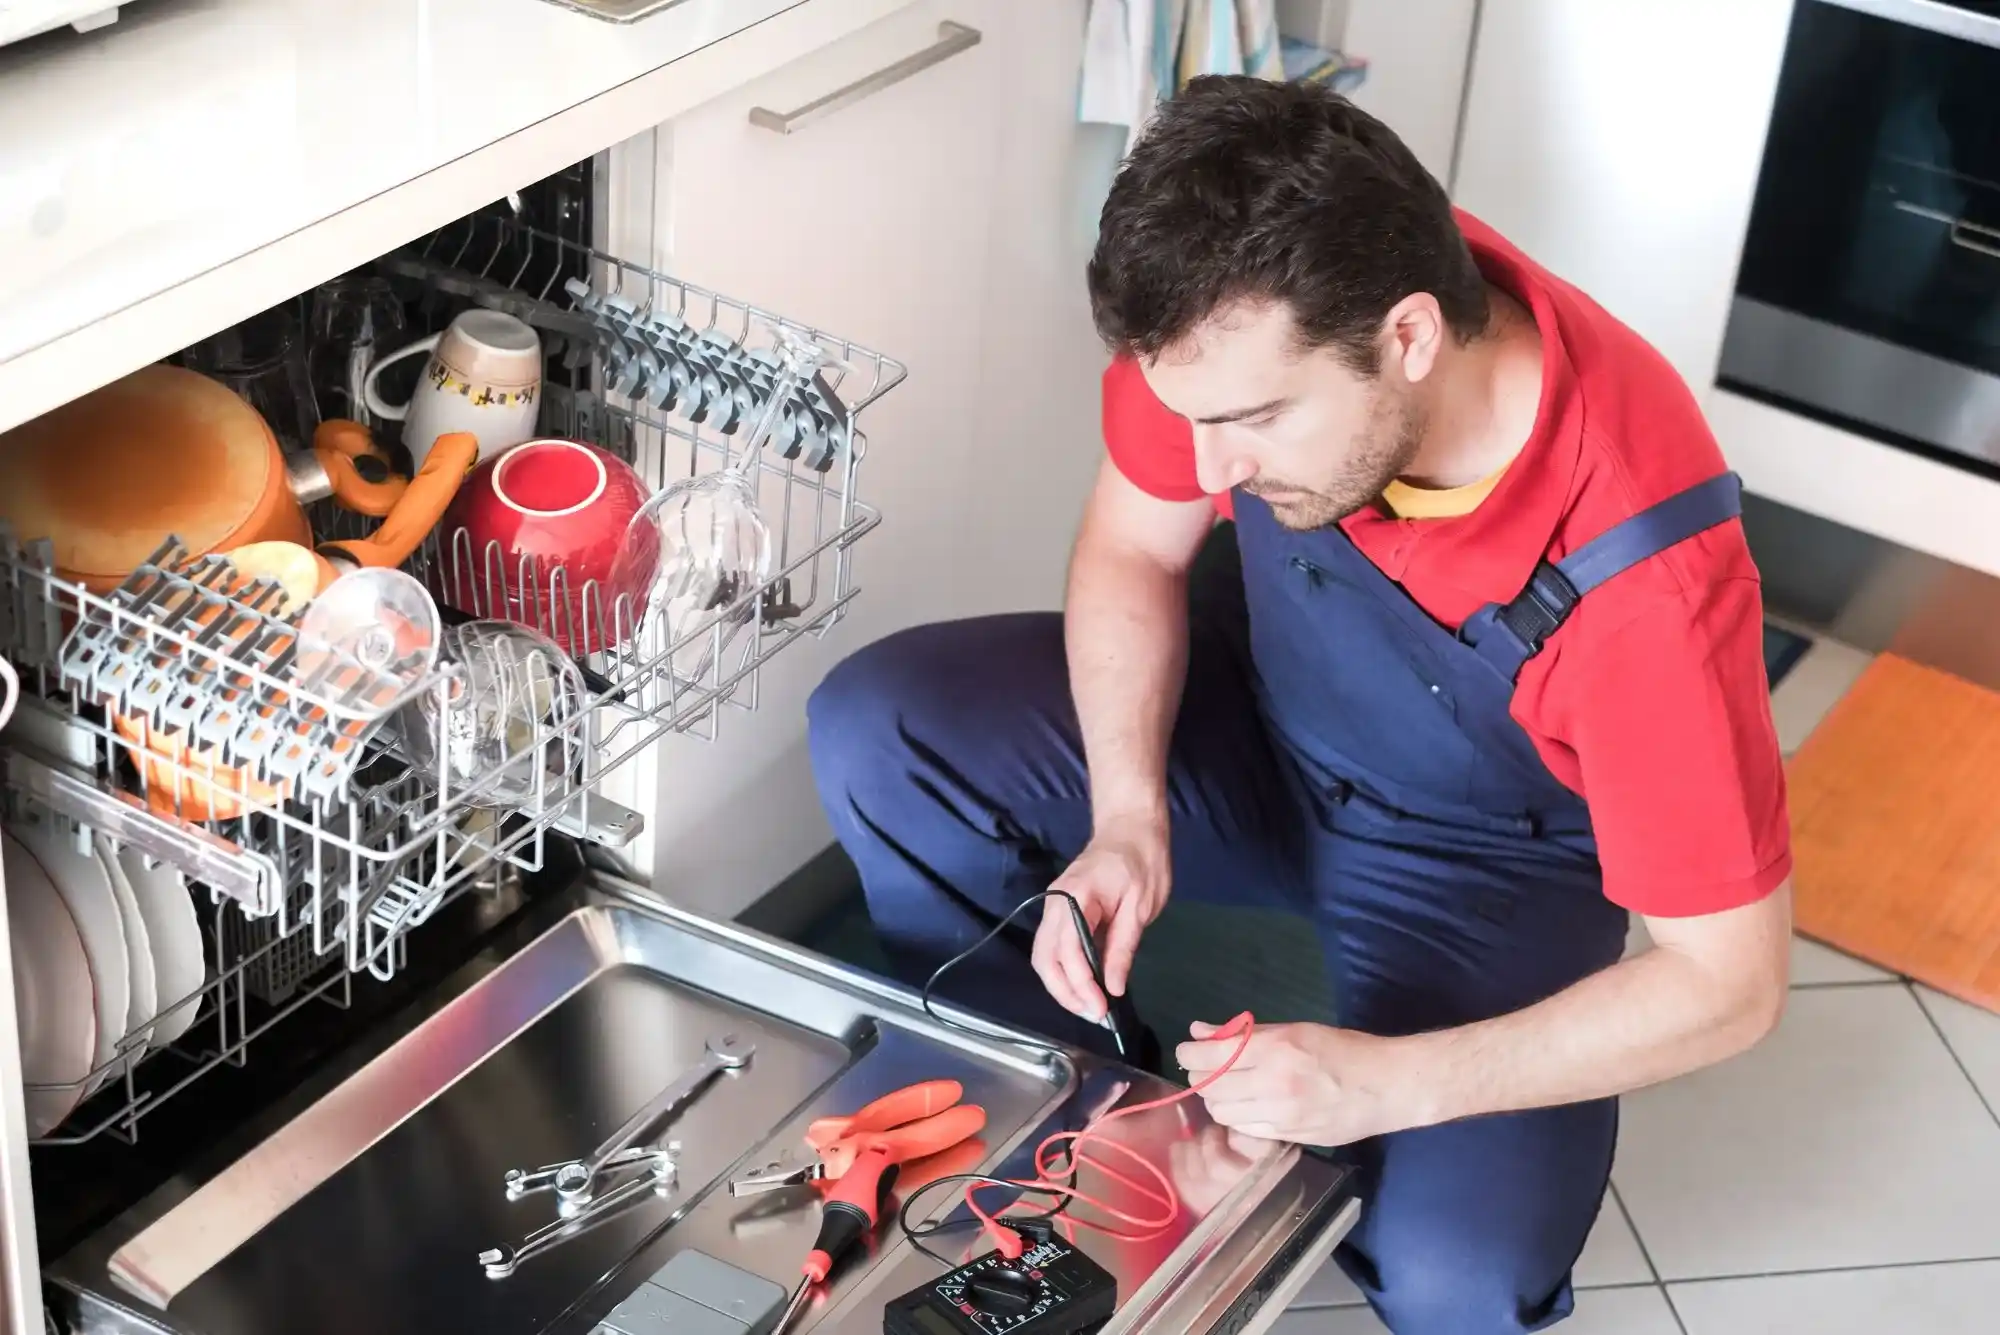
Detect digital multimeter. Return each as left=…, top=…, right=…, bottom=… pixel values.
left=882, top=1233, right=1117, bottom=1335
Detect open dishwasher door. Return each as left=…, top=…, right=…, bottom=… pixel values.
left=45, top=872, right=1358, bottom=1335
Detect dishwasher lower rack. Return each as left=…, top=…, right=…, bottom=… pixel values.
left=44, top=879, right=1359, bottom=1335
left=0, top=216, right=907, bottom=1145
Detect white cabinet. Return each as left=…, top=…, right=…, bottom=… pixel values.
left=624, top=1, right=1010, bottom=917
left=1274, top=0, right=1479, bottom=184
left=1451, top=0, right=1794, bottom=391
left=1341, top=0, right=1480, bottom=187
left=955, top=0, right=1108, bottom=615
left=0, top=0, right=925, bottom=435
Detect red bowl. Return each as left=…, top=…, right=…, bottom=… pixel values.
left=435, top=438, right=651, bottom=656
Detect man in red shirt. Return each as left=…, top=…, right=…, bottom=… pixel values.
left=808, top=77, right=1791, bottom=1333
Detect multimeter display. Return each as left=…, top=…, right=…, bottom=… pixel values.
left=883, top=1236, right=1117, bottom=1335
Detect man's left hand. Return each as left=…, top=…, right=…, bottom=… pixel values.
left=1175, top=1020, right=1428, bottom=1147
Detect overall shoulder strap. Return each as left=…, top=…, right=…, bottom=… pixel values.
left=1460, top=472, right=1744, bottom=683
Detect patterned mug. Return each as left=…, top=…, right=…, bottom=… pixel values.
left=363, top=309, right=542, bottom=468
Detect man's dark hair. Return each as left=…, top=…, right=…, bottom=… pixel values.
left=1087, top=75, right=1490, bottom=373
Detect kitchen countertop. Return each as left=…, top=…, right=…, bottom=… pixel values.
left=0, top=0, right=916, bottom=433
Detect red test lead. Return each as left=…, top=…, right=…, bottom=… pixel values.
left=965, top=1010, right=1258, bottom=1259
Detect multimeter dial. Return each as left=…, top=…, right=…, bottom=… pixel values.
left=966, top=1266, right=1038, bottom=1314
left=935, top=1252, right=1064, bottom=1331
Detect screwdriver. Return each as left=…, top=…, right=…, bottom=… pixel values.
left=771, top=1141, right=903, bottom=1334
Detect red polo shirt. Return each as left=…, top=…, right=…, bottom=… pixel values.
left=1101, top=211, right=1791, bottom=918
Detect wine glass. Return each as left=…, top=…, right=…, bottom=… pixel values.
left=609, top=330, right=829, bottom=693
left=179, top=305, right=321, bottom=453
left=400, top=621, right=588, bottom=811
left=308, top=276, right=410, bottom=432
left=290, top=568, right=443, bottom=795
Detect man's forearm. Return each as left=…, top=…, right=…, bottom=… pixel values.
left=1064, top=539, right=1190, bottom=827
left=1395, top=902, right=1790, bottom=1127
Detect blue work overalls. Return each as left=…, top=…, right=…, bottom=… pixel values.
left=806, top=473, right=1744, bottom=1335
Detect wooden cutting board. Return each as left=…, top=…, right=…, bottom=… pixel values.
left=1790, top=652, right=2000, bottom=1009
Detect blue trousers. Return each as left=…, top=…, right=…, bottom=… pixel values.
left=806, top=611, right=1629, bottom=1335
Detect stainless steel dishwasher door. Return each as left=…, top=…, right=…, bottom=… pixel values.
left=48, top=881, right=1358, bottom=1335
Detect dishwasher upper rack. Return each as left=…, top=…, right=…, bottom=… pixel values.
left=375, top=209, right=904, bottom=763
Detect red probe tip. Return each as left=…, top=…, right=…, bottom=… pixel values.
left=803, top=1249, right=833, bottom=1283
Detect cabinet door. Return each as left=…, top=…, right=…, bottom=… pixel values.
left=621, top=0, right=1005, bottom=916
left=1451, top=0, right=1794, bottom=390
left=954, top=0, right=1107, bottom=615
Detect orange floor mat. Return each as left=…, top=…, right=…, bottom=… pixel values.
left=1789, top=652, right=2000, bottom=1010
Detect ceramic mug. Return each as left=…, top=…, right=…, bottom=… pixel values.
left=363, top=309, right=542, bottom=469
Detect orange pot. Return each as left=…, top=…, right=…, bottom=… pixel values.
left=0, top=365, right=429, bottom=591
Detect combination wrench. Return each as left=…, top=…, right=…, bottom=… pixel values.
left=546, top=1033, right=755, bottom=1207
left=481, top=1033, right=755, bottom=1278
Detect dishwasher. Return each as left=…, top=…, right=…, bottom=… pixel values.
left=0, top=155, right=1358, bottom=1335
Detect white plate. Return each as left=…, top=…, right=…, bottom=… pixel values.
left=14, top=818, right=127, bottom=1095
left=0, top=693, right=95, bottom=769
left=118, top=850, right=204, bottom=1050
left=1, top=830, right=96, bottom=1136
left=98, top=843, right=154, bottom=1076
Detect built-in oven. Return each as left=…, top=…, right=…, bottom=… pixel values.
left=1720, top=0, right=2000, bottom=476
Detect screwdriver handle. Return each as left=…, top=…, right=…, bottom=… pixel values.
left=803, top=1143, right=900, bottom=1283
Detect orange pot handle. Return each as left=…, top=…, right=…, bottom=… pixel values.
left=314, top=419, right=408, bottom=518
left=318, top=431, right=478, bottom=572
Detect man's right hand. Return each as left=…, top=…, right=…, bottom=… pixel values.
left=1030, top=813, right=1172, bottom=1021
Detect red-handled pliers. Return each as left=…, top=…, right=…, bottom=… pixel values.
left=751, top=1082, right=987, bottom=1335
left=729, top=1079, right=986, bottom=1196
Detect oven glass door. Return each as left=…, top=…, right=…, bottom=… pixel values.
left=1723, top=0, right=2000, bottom=471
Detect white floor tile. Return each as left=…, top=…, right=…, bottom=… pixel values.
left=1576, top=1194, right=1656, bottom=1289
left=1270, top=1285, right=1678, bottom=1334
left=1671, top=1260, right=2000, bottom=1335
left=1288, top=1193, right=1653, bottom=1309
left=1916, top=986, right=2000, bottom=1111
left=1548, top=1288, right=1683, bottom=1335
left=1291, top=1254, right=1367, bottom=1308
left=1789, top=936, right=1895, bottom=985
left=1615, top=986, right=2000, bottom=1279
left=1269, top=1303, right=1389, bottom=1333
left=1767, top=635, right=1873, bottom=756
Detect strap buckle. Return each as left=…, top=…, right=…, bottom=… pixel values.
left=1494, top=562, right=1580, bottom=656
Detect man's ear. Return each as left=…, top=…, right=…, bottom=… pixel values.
left=1383, top=292, right=1447, bottom=385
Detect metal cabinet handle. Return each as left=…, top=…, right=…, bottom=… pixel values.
left=1893, top=200, right=2000, bottom=260
left=749, top=20, right=982, bottom=135
left=1952, top=218, right=2000, bottom=260
left=1818, top=0, right=2000, bottom=52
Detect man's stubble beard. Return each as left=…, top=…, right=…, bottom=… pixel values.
left=1252, top=391, right=1427, bottom=533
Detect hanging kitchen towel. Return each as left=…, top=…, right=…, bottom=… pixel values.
left=1079, top=0, right=1203, bottom=156
left=1177, top=0, right=1244, bottom=90
left=1079, top=0, right=1143, bottom=128
left=1153, top=0, right=1191, bottom=96
left=1237, top=0, right=1283, bottom=81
